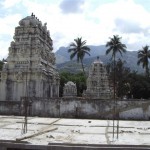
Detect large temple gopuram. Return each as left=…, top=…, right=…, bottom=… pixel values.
left=0, top=14, right=60, bottom=101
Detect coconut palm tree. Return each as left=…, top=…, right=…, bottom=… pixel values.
left=106, top=35, right=127, bottom=98
left=106, top=35, right=127, bottom=61
left=105, top=35, right=127, bottom=139
left=68, top=37, right=90, bottom=74
left=137, top=45, right=150, bottom=77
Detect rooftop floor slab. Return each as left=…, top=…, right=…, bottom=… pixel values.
left=0, top=115, right=150, bottom=146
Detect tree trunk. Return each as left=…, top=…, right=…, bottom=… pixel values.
left=113, top=55, right=116, bottom=99
left=112, top=55, right=115, bottom=138
left=80, top=59, right=85, bottom=75
left=146, top=65, right=149, bottom=77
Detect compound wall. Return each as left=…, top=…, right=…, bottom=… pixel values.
left=0, top=98, right=150, bottom=120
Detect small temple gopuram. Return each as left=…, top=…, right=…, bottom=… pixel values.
left=84, top=57, right=112, bottom=99
left=0, top=14, right=60, bottom=101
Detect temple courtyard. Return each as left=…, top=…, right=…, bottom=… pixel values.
left=0, top=115, right=150, bottom=149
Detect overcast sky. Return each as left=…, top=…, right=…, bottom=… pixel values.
left=1, top=0, right=150, bottom=59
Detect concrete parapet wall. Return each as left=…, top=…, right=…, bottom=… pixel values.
left=1, top=142, right=150, bottom=150
left=0, top=101, right=20, bottom=115
left=0, top=98, right=150, bottom=120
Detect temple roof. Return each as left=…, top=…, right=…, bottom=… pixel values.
left=93, top=56, right=103, bottom=64
left=19, top=13, right=42, bottom=27
left=65, top=81, right=76, bottom=86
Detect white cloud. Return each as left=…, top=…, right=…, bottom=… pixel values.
left=0, top=40, right=9, bottom=59
left=1, top=0, right=150, bottom=60
left=88, top=0, right=150, bottom=46
left=59, top=0, right=85, bottom=14
left=0, top=13, right=22, bottom=59
left=0, top=14, right=22, bottom=35
left=1, top=0, right=22, bottom=8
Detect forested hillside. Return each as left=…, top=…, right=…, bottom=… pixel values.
left=55, top=46, right=144, bottom=73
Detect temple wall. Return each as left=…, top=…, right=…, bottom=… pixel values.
left=0, top=80, right=7, bottom=101
left=0, top=98, right=150, bottom=120
left=0, top=78, right=59, bottom=101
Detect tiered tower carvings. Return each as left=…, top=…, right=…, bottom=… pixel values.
left=84, top=57, right=112, bottom=99
left=0, top=14, right=60, bottom=101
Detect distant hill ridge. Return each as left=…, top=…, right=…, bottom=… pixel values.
left=55, top=45, right=144, bottom=73
left=55, top=45, right=106, bottom=64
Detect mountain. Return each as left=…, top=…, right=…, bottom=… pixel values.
left=55, top=47, right=70, bottom=63
left=55, top=45, right=144, bottom=73
left=55, top=45, right=106, bottom=64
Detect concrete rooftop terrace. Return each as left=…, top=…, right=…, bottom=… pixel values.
left=0, top=115, right=150, bottom=149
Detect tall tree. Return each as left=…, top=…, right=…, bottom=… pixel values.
left=137, top=45, right=150, bottom=77
left=105, top=35, right=127, bottom=98
left=105, top=35, right=126, bottom=139
left=68, top=37, right=90, bottom=74
left=0, top=60, right=4, bottom=71
left=106, top=59, right=131, bottom=98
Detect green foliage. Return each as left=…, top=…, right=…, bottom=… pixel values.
left=105, top=35, right=127, bottom=99
left=106, top=35, right=127, bottom=60
left=106, top=59, right=131, bottom=98
left=107, top=59, right=150, bottom=99
left=128, top=73, right=150, bottom=99
left=137, top=45, right=150, bottom=76
left=0, top=60, right=4, bottom=71
left=68, top=37, right=90, bottom=74
left=59, top=71, right=87, bottom=97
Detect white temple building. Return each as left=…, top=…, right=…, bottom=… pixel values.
left=0, top=14, right=60, bottom=101
left=84, top=57, right=112, bottom=99
left=63, top=81, right=77, bottom=97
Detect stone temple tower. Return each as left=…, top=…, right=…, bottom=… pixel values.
left=0, top=14, right=60, bottom=101
left=84, top=57, right=112, bottom=99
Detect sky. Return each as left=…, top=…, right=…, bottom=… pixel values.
left=1, top=0, right=150, bottom=60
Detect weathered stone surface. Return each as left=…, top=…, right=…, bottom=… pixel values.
left=0, top=14, right=60, bottom=101
left=0, top=98, right=150, bottom=120
left=84, top=57, right=112, bottom=99
left=63, top=81, right=77, bottom=97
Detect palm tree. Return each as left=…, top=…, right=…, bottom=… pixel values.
left=137, top=45, right=150, bottom=77
left=106, top=35, right=127, bottom=98
left=105, top=35, right=127, bottom=139
left=106, top=35, right=127, bottom=60
left=68, top=37, right=90, bottom=74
